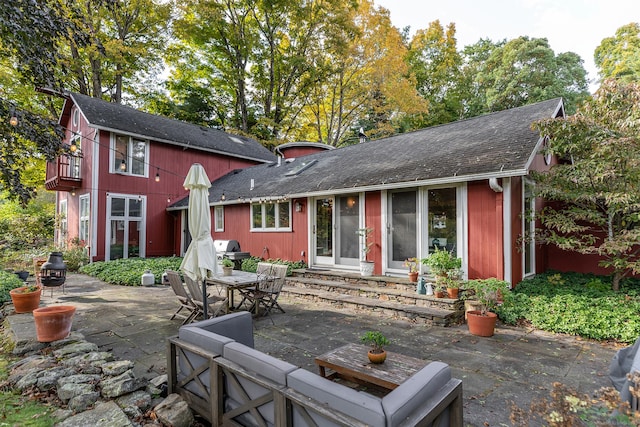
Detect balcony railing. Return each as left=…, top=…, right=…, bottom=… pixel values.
left=45, top=154, right=82, bottom=191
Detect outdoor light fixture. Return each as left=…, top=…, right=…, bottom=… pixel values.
left=155, top=168, right=160, bottom=182
left=295, top=201, right=303, bottom=212
left=9, top=115, right=18, bottom=126
left=70, top=143, right=77, bottom=152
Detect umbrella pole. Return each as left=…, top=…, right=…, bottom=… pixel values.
left=202, top=278, right=208, bottom=319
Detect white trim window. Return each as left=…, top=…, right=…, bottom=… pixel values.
left=79, top=194, right=90, bottom=245
left=251, top=201, right=291, bottom=231
left=59, top=199, right=68, bottom=247
left=111, top=133, right=148, bottom=177
left=106, top=194, right=146, bottom=260
left=214, top=206, right=224, bottom=232
left=523, top=179, right=536, bottom=277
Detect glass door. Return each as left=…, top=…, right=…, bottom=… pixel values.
left=336, top=195, right=360, bottom=266
left=107, top=195, right=145, bottom=260
left=314, top=198, right=334, bottom=265
left=387, top=190, right=418, bottom=270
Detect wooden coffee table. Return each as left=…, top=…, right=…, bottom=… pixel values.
left=314, top=343, right=428, bottom=391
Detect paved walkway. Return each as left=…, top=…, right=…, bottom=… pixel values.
left=6, top=273, right=621, bottom=426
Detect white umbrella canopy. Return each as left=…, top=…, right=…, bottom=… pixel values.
left=180, top=163, right=217, bottom=318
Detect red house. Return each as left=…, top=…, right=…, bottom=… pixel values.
left=45, top=92, right=275, bottom=262
left=169, top=98, right=567, bottom=285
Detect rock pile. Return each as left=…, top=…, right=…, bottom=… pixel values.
left=7, top=332, right=194, bottom=427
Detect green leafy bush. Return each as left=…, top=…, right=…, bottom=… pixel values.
left=0, top=270, right=26, bottom=303
left=240, top=257, right=306, bottom=275
left=498, top=271, right=640, bottom=343
left=80, top=257, right=183, bottom=286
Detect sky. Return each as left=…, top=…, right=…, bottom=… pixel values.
left=375, top=0, right=640, bottom=91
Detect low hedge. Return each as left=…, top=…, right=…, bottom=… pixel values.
left=0, top=270, right=26, bottom=303
left=79, top=257, right=183, bottom=286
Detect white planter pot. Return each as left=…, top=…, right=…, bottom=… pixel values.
left=360, top=261, right=374, bottom=277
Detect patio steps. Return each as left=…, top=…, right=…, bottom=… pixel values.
left=282, top=269, right=464, bottom=326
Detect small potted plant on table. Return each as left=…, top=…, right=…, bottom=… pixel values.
left=360, top=331, right=390, bottom=364
left=403, top=257, right=420, bottom=282
left=221, top=258, right=234, bottom=276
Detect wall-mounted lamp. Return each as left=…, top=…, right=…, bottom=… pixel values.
left=155, top=168, right=160, bottom=182
left=70, top=189, right=76, bottom=197
left=347, top=197, right=356, bottom=208
left=70, top=142, right=77, bottom=153
left=295, top=201, right=303, bottom=212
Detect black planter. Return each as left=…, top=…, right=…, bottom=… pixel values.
left=15, top=270, right=29, bottom=281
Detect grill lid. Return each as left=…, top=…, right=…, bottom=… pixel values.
left=213, top=240, right=241, bottom=252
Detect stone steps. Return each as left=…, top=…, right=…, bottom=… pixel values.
left=281, top=270, right=464, bottom=326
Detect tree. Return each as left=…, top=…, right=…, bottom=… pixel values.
left=477, top=37, right=590, bottom=114
left=594, top=22, right=640, bottom=83
left=531, top=79, right=640, bottom=290
left=405, top=20, right=463, bottom=127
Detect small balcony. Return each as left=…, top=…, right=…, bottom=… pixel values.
left=45, top=154, right=83, bottom=192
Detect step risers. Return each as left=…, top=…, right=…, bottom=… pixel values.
left=282, top=272, right=464, bottom=326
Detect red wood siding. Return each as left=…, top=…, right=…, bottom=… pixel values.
left=280, top=146, right=329, bottom=158
left=467, top=181, right=503, bottom=280
left=210, top=198, right=309, bottom=263
left=510, top=177, right=524, bottom=285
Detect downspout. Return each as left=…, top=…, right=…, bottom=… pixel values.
left=489, top=177, right=503, bottom=193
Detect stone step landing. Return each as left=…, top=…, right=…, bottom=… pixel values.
left=282, top=269, right=464, bottom=326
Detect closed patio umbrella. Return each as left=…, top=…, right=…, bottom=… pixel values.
left=180, top=163, right=217, bottom=319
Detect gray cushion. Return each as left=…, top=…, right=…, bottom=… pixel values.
left=183, top=311, right=254, bottom=348
left=179, top=325, right=234, bottom=356
left=382, top=361, right=451, bottom=426
left=223, top=342, right=297, bottom=385
left=287, top=368, right=385, bottom=426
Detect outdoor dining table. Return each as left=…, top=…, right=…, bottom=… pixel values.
left=205, top=270, right=269, bottom=313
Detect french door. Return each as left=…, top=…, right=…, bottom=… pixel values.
left=313, top=194, right=361, bottom=267
left=106, top=195, right=145, bottom=260
left=387, top=190, right=418, bottom=270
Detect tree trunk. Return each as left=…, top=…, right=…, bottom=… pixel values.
left=612, top=271, right=622, bottom=291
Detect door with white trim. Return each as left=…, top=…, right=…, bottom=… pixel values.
left=106, top=195, right=146, bottom=260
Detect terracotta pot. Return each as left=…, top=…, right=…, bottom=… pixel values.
left=467, top=310, right=497, bottom=337
left=367, top=349, right=387, bottom=364
left=408, top=272, right=419, bottom=282
left=9, top=286, right=42, bottom=313
left=447, top=287, right=459, bottom=299
left=435, top=290, right=445, bottom=298
left=33, top=305, right=76, bottom=342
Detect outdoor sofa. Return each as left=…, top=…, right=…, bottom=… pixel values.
left=167, top=312, right=463, bottom=426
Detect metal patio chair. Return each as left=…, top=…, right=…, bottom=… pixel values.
left=239, top=263, right=288, bottom=324
left=184, top=274, right=228, bottom=319
left=165, top=270, right=198, bottom=324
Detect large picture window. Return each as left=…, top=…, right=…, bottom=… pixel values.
left=111, top=134, right=148, bottom=176
left=251, top=201, right=291, bottom=231
left=79, top=195, right=90, bottom=244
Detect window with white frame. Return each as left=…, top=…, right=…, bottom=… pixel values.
left=251, top=201, right=291, bottom=231
left=111, top=133, right=148, bottom=176
left=59, top=199, right=68, bottom=247
left=79, top=195, right=90, bottom=245
left=523, top=179, right=536, bottom=276
left=214, top=206, right=224, bottom=232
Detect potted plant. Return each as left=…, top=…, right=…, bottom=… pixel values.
left=357, top=227, right=374, bottom=277
left=360, top=331, right=390, bottom=364
left=463, top=278, right=511, bottom=337
left=221, top=258, right=234, bottom=276
left=421, top=247, right=462, bottom=297
left=9, top=285, right=42, bottom=313
left=403, top=257, right=420, bottom=282
left=444, top=269, right=463, bottom=299
left=434, top=283, right=446, bottom=298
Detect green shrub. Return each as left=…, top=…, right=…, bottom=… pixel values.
left=241, top=257, right=306, bottom=275
left=80, top=257, right=183, bottom=286
left=500, top=271, right=640, bottom=343
left=0, top=270, right=26, bottom=303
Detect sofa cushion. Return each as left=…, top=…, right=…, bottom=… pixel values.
left=182, top=311, right=254, bottom=348
left=287, top=368, right=386, bottom=426
left=223, top=341, right=297, bottom=385
left=382, top=361, right=451, bottom=426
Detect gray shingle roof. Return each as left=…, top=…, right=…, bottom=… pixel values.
left=70, top=93, right=276, bottom=163
left=169, top=98, right=563, bottom=209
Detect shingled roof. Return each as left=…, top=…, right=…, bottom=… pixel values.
left=69, top=92, right=276, bottom=163
left=169, top=98, right=563, bottom=209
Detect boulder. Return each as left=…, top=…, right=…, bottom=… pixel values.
left=153, top=393, right=194, bottom=427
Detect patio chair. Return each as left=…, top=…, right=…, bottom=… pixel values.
left=184, top=274, right=228, bottom=319
left=240, top=263, right=288, bottom=324
left=165, top=270, right=198, bottom=324
left=237, top=262, right=273, bottom=310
